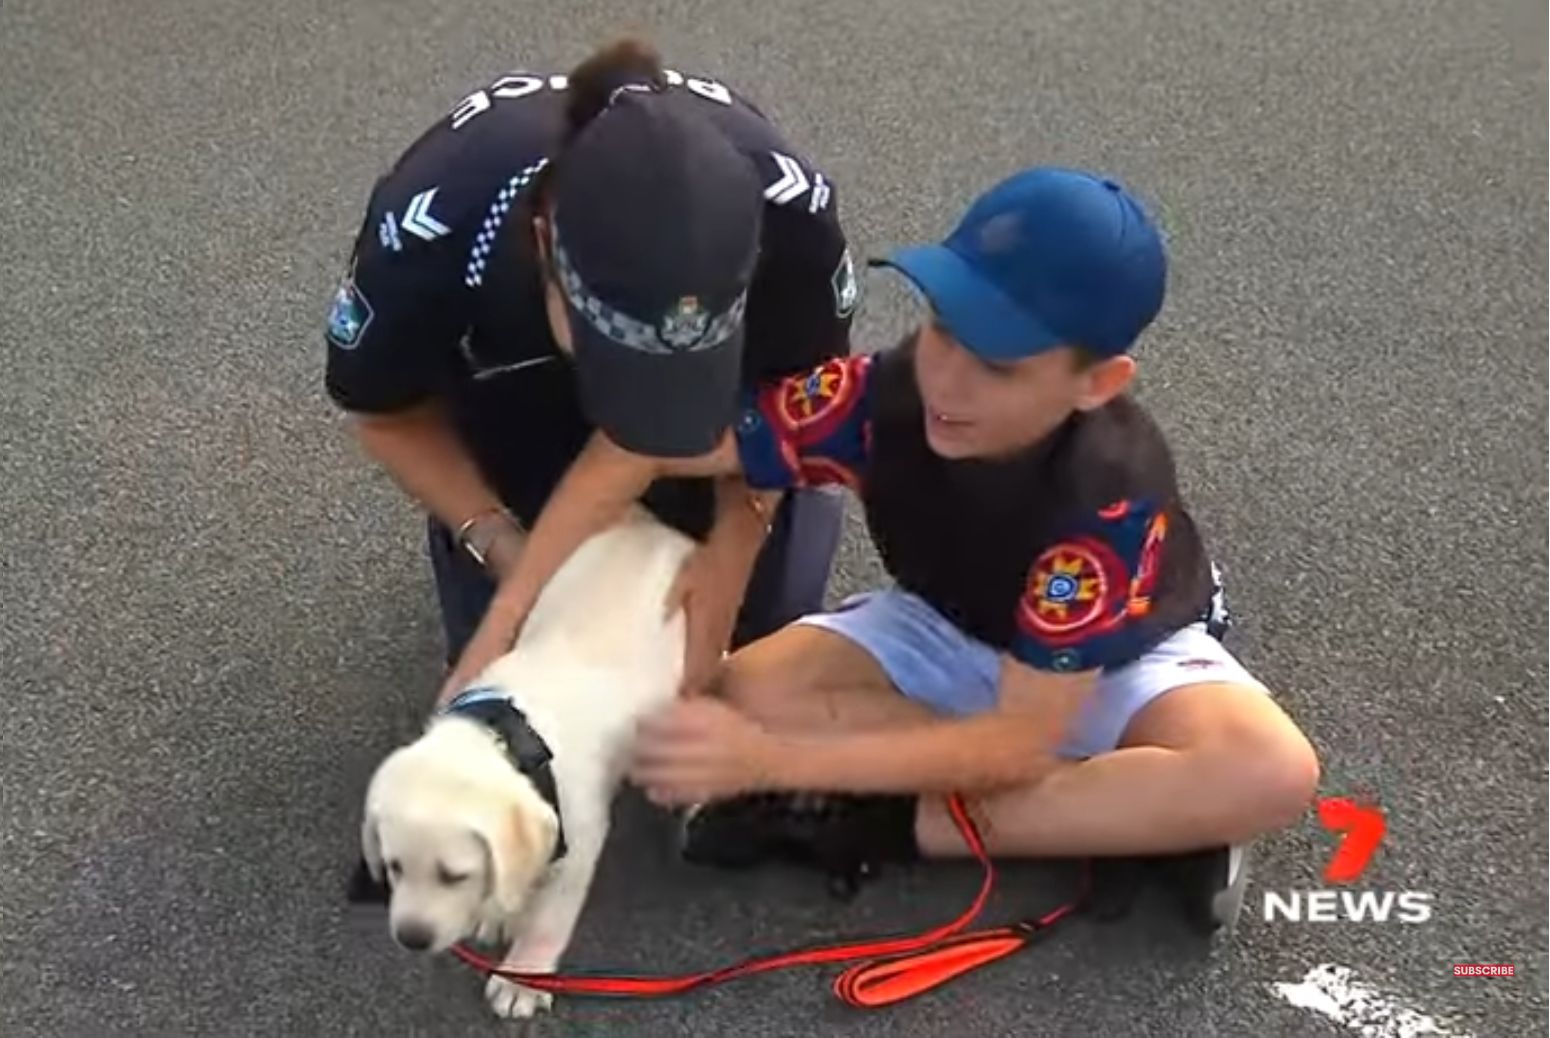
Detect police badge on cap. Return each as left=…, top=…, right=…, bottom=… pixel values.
left=659, top=295, right=711, bottom=350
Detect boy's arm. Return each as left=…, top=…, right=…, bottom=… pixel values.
left=733, top=354, right=877, bottom=492
left=469, top=426, right=740, bottom=603
left=637, top=353, right=880, bottom=491
left=769, top=662, right=1094, bottom=793
left=765, top=496, right=1171, bottom=793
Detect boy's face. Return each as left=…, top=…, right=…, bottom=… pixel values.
left=913, top=317, right=1135, bottom=461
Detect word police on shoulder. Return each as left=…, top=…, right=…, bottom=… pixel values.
left=451, top=69, right=734, bottom=131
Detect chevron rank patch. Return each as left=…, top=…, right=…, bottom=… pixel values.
left=762, top=150, right=830, bottom=212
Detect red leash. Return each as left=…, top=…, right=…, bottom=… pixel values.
left=450, top=795, right=1090, bottom=1009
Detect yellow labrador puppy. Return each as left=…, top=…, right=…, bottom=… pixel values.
left=359, top=505, right=693, bottom=1019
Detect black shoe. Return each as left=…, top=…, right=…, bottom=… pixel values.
left=1152, top=842, right=1251, bottom=935
left=1085, top=843, right=1250, bottom=933
left=679, top=792, right=917, bottom=899
left=1086, top=855, right=1150, bottom=923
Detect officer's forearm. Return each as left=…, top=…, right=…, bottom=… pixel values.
left=349, top=401, right=507, bottom=535
left=483, top=431, right=662, bottom=629
left=706, top=478, right=780, bottom=575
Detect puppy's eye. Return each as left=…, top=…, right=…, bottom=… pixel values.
left=387, top=860, right=403, bottom=879
left=437, top=866, right=470, bottom=885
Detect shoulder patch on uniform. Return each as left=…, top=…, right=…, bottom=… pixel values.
left=831, top=246, right=859, bottom=318
left=325, top=275, right=373, bottom=350
left=761, top=150, right=831, bottom=213
left=400, top=187, right=451, bottom=242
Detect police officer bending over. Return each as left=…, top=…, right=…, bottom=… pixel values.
left=323, top=38, right=859, bottom=697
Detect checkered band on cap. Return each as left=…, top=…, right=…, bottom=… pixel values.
left=550, top=230, right=747, bottom=356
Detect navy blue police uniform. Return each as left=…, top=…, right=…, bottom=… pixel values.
left=322, top=70, right=859, bottom=656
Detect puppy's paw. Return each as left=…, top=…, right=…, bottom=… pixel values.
left=485, top=975, right=554, bottom=1019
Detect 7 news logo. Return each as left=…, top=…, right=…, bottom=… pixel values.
left=1262, top=795, right=1435, bottom=924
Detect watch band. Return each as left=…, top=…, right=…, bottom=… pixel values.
left=454, top=507, right=523, bottom=569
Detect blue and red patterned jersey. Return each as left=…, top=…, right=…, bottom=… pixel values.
left=733, top=338, right=1216, bottom=674
left=1007, top=497, right=1176, bottom=672
left=734, top=354, right=878, bottom=492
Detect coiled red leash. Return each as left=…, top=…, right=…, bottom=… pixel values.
left=449, top=794, right=1090, bottom=1008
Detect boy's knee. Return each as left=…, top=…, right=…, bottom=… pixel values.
left=1228, top=729, right=1321, bottom=835
left=1265, top=734, right=1321, bottom=826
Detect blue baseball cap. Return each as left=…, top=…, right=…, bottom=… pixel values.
left=877, top=168, right=1167, bottom=360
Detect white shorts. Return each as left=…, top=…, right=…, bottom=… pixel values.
left=795, top=588, right=1270, bottom=759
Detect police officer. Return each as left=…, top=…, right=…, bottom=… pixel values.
left=323, top=39, right=859, bottom=696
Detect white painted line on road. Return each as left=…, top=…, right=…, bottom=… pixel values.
left=1270, top=963, right=1473, bottom=1038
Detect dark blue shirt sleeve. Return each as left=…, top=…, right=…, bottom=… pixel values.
left=323, top=178, right=470, bottom=414
left=732, top=354, right=876, bottom=491
left=1010, top=497, right=1170, bottom=673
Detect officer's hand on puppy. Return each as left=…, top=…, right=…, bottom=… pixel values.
left=436, top=553, right=532, bottom=707
left=664, top=538, right=748, bottom=698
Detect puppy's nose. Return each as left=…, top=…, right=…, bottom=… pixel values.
left=393, top=923, right=435, bottom=952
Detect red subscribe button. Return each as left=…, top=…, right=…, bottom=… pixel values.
left=1453, top=964, right=1514, bottom=977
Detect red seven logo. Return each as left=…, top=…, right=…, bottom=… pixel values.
left=1317, top=796, right=1387, bottom=884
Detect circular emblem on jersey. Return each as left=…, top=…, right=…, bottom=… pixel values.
left=1044, top=572, right=1080, bottom=603
left=1018, top=537, right=1129, bottom=641
left=776, top=358, right=856, bottom=430
left=659, top=295, right=711, bottom=350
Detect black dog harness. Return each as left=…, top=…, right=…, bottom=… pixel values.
left=442, top=686, right=568, bottom=862
left=346, top=686, right=569, bottom=905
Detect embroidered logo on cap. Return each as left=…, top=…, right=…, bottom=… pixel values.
left=550, top=230, right=746, bottom=355
left=659, top=296, right=711, bottom=349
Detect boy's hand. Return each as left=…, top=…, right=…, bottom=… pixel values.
left=630, top=698, right=782, bottom=806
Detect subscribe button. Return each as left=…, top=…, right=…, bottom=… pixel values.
left=1453, top=964, right=1514, bottom=977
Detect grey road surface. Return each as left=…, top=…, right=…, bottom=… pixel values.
left=2, top=1, right=1545, bottom=1035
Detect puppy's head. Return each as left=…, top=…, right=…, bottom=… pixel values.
left=361, top=723, right=559, bottom=953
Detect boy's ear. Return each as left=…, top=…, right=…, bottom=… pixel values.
left=1074, top=355, right=1136, bottom=411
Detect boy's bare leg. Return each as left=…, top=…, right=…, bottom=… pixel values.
left=715, top=627, right=1319, bottom=858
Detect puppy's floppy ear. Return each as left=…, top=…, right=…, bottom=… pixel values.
left=346, top=809, right=391, bottom=904
left=361, top=808, right=384, bottom=881
left=478, top=802, right=560, bottom=916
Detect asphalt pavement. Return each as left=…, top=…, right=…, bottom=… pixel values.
left=1, top=0, right=1545, bottom=1035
